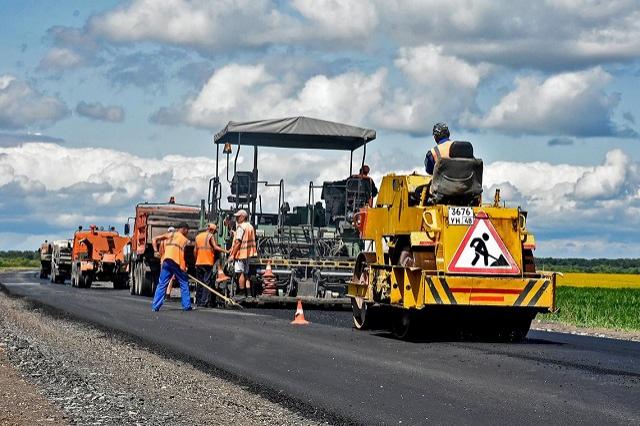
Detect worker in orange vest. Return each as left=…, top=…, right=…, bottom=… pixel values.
left=151, top=222, right=192, bottom=311
left=424, top=122, right=454, bottom=175
left=228, top=209, right=257, bottom=298
left=194, top=223, right=228, bottom=306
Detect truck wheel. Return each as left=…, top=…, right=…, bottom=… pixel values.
left=129, top=270, right=136, bottom=295
left=139, top=260, right=153, bottom=297
left=113, top=276, right=127, bottom=290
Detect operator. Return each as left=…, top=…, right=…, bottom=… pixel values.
left=424, top=122, right=454, bottom=175
left=356, top=164, right=378, bottom=199
left=151, top=222, right=192, bottom=311
left=194, top=223, right=228, bottom=307
left=228, top=209, right=257, bottom=299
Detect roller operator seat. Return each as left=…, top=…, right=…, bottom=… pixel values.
left=429, top=141, right=483, bottom=206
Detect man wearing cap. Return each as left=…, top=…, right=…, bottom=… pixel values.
left=194, top=223, right=228, bottom=306
left=151, top=222, right=192, bottom=311
left=424, top=122, right=454, bottom=175
left=228, top=210, right=257, bottom=298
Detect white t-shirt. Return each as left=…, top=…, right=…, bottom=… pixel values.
left=235, top=225, right=244, bottom=241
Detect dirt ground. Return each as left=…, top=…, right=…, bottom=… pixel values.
left=0, top=348, right=69, bottom=425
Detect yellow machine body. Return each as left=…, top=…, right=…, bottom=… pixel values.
left=348, top=173, right=555, bottom=339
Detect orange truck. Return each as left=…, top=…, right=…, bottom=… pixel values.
left=127, top=202, right=202, bottom=296
left=70, top=225, right=130, bottom=289
left=39, top=240, right=53, bottom=279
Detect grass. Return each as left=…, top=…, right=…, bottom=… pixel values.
left=545, top=286, right=640, bottom=331
left=0, top=257, right=40, bottom=268
left=557, top=272, right=640, bottom=289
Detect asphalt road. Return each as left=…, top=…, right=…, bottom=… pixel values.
left=2, top=270, right=639, bottom=425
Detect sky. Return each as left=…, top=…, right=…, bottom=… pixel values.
left=0, top=0, right=639, bottom=257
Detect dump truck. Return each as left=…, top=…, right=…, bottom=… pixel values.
left=71, top=226, right=130, bottom=289
left=348, top=141, right=555, bottom=340
left=50, top=239, right=72, bottom=284
left=127, top=202, right=202, bottom=296
left=39, top=241, right=52, bottom=279
left=209, top=116, right=375, bottom=305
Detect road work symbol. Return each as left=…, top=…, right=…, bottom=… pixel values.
left=449, top=212, right=520, bottom=274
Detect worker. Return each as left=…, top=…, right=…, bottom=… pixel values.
left=163, top=226, right=176, bottom=299
left=194, top=223, right=228, bottom=306
left=151, top=222, right=192, bottom=311
left=228, top=209, right=257, bottom=299
left=424, top=122, right=454, bottom=175
left=355, top=164, right=378, bottom=201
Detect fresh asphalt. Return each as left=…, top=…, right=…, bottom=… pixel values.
left=1, top=270, right=639, bottom=425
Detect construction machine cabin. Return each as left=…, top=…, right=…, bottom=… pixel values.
left=210, top=116, right=376, bottom=304
left=71, top=226, right=130, bottom=289
left=348, top=142, right=555, bottom=340
left=127, top=202, right=202, bottom=296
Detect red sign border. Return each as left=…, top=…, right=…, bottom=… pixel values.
left=448, top=212, right=520, bottom=275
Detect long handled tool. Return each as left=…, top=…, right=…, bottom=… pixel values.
left=188, top=274, right=243, bottom=310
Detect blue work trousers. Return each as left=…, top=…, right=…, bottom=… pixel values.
left=152, top=259, right=191, bottom=311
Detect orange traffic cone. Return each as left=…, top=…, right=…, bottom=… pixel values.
left=216, top=265, right=230, bottom=283
left=262, top=261, right=277, bottom=296
left=291, top=299, right=310, bottom=325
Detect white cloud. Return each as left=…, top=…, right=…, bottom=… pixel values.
left=464, top=67, right=632, bottom=137
left=0, top=142, right=348, bottom=245
left=76, top=101, right=125, bottom=123
left=155, top=63, right=386, bottom=129
left=38, top=47, right=84, bottom=70
left=292, top=0, right=378, bottom=39
left=373, top=45, right=490, bottom=134
left=483, top=149, right=640, bottom=256
left=88, top=0, right=326, bottom=51
left=0, top=143, right=638, bottom=257
left=0, top=75, right=70, bottom=130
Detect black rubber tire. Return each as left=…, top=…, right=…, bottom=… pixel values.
left=139, top=260, right=153, bottom=297
left=392, top=310, right=419, bottom=341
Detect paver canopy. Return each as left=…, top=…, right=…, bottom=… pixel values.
left=214, top=116, right=376, bottom=151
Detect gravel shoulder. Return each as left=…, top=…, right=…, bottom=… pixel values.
left=532, top=318, right=640, bottom=342
left=0, top=292, right=320, bottom=425
left=0, top=348, right=69, bottom=425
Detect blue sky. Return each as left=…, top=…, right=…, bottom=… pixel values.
left=0, top=0, right=639, bottom=257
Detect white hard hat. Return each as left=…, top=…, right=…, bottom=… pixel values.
left=234, top=209, right=248, bottom=218
left=168, top=226, right=176, bottom=232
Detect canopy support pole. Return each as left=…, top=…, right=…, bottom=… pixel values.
left=349, top=150, right=353, bottom=175
left=251, top=145, right=258, bottom=227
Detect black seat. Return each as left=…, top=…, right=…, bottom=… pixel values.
left=227, top=171, right=257, bottom=204
left=430, top=141, right=483, bottom=206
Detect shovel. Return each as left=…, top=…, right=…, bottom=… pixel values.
left=188, top=274, right=243, bottom=310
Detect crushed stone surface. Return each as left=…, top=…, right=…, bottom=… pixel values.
left=0, top=293, right=321, bottom=425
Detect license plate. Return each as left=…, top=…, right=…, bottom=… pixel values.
left=448, top=207, right=473, bottom=225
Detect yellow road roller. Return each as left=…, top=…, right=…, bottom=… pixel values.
left=348, top=142, right=555, bottom=340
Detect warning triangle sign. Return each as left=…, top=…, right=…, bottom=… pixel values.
left=448, top=212, right=520, bottom=275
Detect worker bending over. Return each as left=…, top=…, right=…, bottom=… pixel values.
left=228, top=209, right=257, bottom=298
left=194, top=223, right=228, bottom=306
left=424, top=122, right=454, bottom=175
left=151, top=222, right=192, bottom=311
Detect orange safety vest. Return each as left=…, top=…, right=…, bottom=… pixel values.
left=161, top=231, right=189, bottom=271
left=195, top=231, right=215, bottom=266
left=236, top=222, right=257, bottom=259
left=430, top=140, right=454, bottom=165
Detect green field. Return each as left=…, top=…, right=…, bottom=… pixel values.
left=544, top=286, right=640, bottom=331
left=0, top=257, right=40, bottom=268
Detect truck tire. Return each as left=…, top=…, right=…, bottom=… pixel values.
left=138, top=260, right=153, bottom=297
left=113, top=276, right=128, bottom=290
left=129, top=267, right=136, bottom=295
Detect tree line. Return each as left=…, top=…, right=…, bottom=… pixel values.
left=537, top=258, right=640, bottom=274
